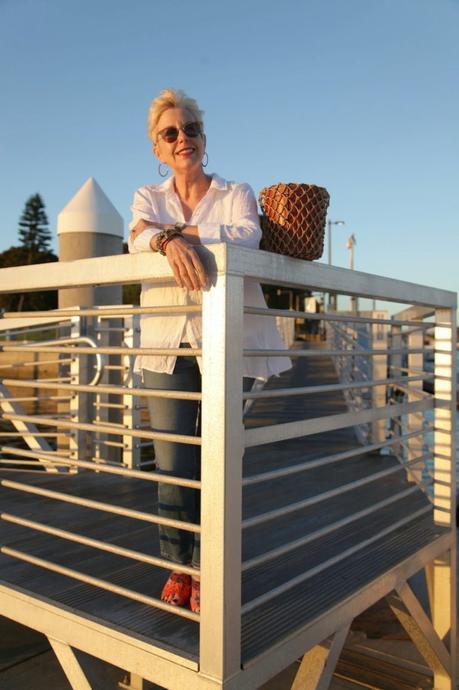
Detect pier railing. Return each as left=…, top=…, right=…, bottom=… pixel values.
left=0, top=244, right=456, bottom=690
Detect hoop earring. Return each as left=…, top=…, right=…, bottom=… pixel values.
left=202, top=152, right=209, bottom=168
left=158, top=163, right=168, bottom=177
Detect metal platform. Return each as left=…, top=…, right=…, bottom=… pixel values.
left=0, top=346, right=449, bottom=670
left=0, top=245, right=456, bottom=689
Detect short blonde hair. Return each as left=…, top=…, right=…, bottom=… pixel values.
left=147, top=88, right=205, bottom=143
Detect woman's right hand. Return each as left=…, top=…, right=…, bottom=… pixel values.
left=163, top=236, right=208, bottom=291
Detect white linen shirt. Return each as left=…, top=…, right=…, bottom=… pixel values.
left=128, top=173, right=291, bottom=380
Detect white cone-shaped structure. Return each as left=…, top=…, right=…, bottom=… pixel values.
left=57, top=177, right=123, bottom=309
left=57, top=177, right=123, bottom=237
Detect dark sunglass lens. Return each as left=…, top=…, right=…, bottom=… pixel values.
left=163, top=127, right=179, bottom=142
left=183, top=123, right=201, bottom=137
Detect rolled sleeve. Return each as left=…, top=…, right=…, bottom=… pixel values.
left=128, top=188, right=159, bottom=232
left=128, top=228, right=158, bottom=254
left=128, top=187, right=161, bottom=254
left=197, top=184, right=262, bottom=249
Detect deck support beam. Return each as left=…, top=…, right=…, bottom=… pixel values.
left=48, top=637, right=92, bottom=690
left=290, top=622, right=351, bottom=690
left=118, top=672, right=145, bottom=689
left=386, top=583, right=452, bottom=685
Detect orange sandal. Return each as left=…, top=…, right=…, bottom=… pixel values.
left=161, top=572, right=191, bottom=607
left=190, top=577, right=200, bottom=613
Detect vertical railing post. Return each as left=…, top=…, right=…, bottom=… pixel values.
left=200, top=263, right=244, bottom=684
left=370, top=311, right=388, bottom=444
left=406, top=322, right=424, bottom=483
left=389, top=322, right=402, bottom=459
left=431, top=306, right=457, bottom=689
left=122, top=313, right=141, bottom=469
left=69, top=314, right=92, bottom=464
left=93, top=313, right=107, bottom=465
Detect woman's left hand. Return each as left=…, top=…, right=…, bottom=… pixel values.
left=164, top=236, right=208, bottom=291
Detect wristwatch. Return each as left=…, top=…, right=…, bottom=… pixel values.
left=174, top=222, right=187, bottom=232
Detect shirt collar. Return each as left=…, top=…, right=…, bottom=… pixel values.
left=158, top=173, right=228, bottom=194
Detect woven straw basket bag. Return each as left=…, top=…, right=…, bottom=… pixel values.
left=259, top=183, right=330, bottom=261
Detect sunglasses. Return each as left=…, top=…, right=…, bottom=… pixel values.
left=157, top=121, right=202, bottom=144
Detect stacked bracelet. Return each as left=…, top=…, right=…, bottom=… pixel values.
left=159, top=233, right=180, bottom=254
left=155, top=228, right=182, bottom=256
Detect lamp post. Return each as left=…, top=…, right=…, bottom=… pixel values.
left=346, top=233, right=358, bottom=312
left=327, top=219, right=345, bottom=310
left=346, top=233, right=356, bottom=270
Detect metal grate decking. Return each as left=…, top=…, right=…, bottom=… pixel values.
left=0, top=343, right=447, bottom=667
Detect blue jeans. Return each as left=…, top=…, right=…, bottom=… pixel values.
left=144, top=347, right=253, bottom=568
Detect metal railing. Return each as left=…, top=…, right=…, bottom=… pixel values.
left=0, top=245, right=456, bottom=689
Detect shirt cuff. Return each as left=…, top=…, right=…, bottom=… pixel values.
left=197, top=223, right=222, bottom=244
left=133, top=228, right=159, bottom=252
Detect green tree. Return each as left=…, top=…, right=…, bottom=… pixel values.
left=18, top=194, right=51, bottom=254
left=0, top=245, right=58, bottom=312
left=13, top=194, right=55, bottom=310
left=122, top=241, right=141, bottom=304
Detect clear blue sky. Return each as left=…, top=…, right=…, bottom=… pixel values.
left=1, top=0, right=458, bottom=304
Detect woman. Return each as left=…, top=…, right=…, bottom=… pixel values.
left=128, top=88, right=290, bottom=613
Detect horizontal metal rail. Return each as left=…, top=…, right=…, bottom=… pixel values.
left=390, top=365, right=451, bottom=380
left=38, top=377, right=72, bottom=383
left=397, top=439, right=433, bottom=459
left=1, top=512, right=199, bottom=577
left=0, top=324, right=70, bottom=338
left=93, top=401, right=126, bottom=410
left=0, top=468, right=65, bottom=474
left=0, top=459, right=69, bottom=467
left=17, top=375, right=432, bottom=402
left=94, top=440, right=125, bottom=449
left=242, top=374, right=432, bottom=400
left=0, top=357, right=74, bottom=369
left=1, top=344, right=435, bottom=359
left=2, top=305, right=202, bottom=318
left=391, top=384, right=431, bottom=399
left=1, top=479, right=200, bottom=533
left=241, top=505, right=432, bottom=614
left=242, top=427, right=433, bottom=487
left=1, top=396, right=71, bottom=403
left=1, top=345, right=202, bottom=357
left=243, top=347, right=430, bottom=358
left=244, top=397, right=432, bottom=448
left=0, top=432, right=70, bottom=437
left=87, top=419, right=127, bottom=430
left=244, top=306, right=432, bottom=329
left=242, top=481, right=431, bottom=572
left=2, top=446, right=200, bottom=488
left=0, top=546, right=199, bottom=622
left=426, top=473, right=451, bottom=488
left=2, top=413, right=201, bottom=446
left=242, top=455, right=430, bottom=530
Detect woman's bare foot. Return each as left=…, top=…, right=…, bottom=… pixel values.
left=161, top=572, right=191, bottom=606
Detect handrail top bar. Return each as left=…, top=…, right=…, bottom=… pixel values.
left=0, top=243, right=455, bottom=308
left=225, top=245, right=456, bottom=308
